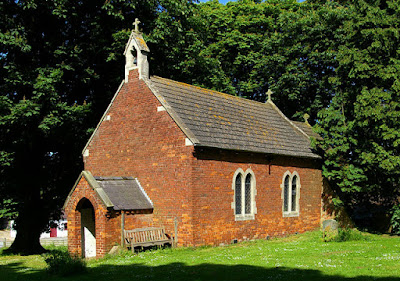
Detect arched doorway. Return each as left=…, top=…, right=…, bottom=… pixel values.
left=78, top=199, right=96, bottom=258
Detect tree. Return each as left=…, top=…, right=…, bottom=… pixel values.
left=0, top=0, right=197, bottom=254
left=315, top=0, right=400, bottom=229
left=150, top=0, right=400, bottom=230
left=149, top=0, right=346, bottom=121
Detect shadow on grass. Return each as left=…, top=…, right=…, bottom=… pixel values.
left=0, top=262, right=47, bottom=281
left=1, top=261, right=400, bottom=281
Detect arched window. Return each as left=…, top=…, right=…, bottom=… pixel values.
left=283, top=175, right=289, bottom=212
left=245, top=174, right=252, bottom=214
left=281, top=172, right=300, bottom=217
left=291, top=175, right=298, bottom=212
left=232, top=169, right=256, bottom=220
left=235, top=174, right=242, bottom=215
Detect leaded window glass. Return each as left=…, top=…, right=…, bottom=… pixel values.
left=282, top=172, right=300, bottom=216
left=291, top=176, right=297, bottom=212
left=233, top=169, right=256, bottom=220
left=235, top=174, right=242, bottom=215
left=283, top=175, right=289, bottom=212
left=245, top=174, right=252, bottom=214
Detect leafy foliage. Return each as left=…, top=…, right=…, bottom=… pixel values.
left=150, top=0, right=400, bottom=230
left=44, top=249, right=87, bottom=276
left=154, top=0, right=400, bottom=230
left=314, top=0, right=400, bottom=229
left=0, top=199, right=17, bottom=220
left=148, top=0, right=348, bottom=121
left=0, top=0, right=197, bottom=254
left=1, top=0, right=400, bottom=253
left=390, top=205, right=400, bottom=235
left=323, top=228, right=369, bottom=242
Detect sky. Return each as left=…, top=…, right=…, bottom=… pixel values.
left=198, top=0, right=237, bottom=3
left=198, top=0, right=305, bottom=3
left=200, top=0, right=231, bottom=3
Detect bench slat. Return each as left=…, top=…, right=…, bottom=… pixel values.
left=124, top=227, right=173, bottom=251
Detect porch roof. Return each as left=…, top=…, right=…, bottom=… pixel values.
left=63, top=171, right=153, bottom=211
left=94, top=176, right=153, bottom=211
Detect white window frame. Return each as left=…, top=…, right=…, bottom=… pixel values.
left=232, top=168, right=257, bottom=221
left=281, top=171, right=301, bottom=217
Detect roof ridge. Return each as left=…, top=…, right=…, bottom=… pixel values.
left=94, top=176, right=135, bottom=181
left=151, top=75, right=267, bottom=107
left=148, top=75, right=320, bottom=159
left=151, top=76, right=312, bottom=141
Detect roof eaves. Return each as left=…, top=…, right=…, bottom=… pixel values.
left=135, top=178, right=153, bottom=208
left=63, top=171, right=115, bottom=210
left=144, top=77, right=200, bottom=144
left=82, top=80, right=124, bottom=155
left=194, top=143, right=321, bottom=160
left=83, top=171, right=114, bottom=208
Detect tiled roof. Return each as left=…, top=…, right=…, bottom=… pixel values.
left=147, top=76, right=320, bottom=159
left=292, top=121, right=322, bottom=141
left=95, top=177, right=153, bottom=211
left=64, top=171, right=153, bottom=211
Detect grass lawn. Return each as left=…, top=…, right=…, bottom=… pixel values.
left=1, top=231, right=399, bottom=281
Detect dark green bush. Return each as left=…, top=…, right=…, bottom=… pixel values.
left=43, top=249, right=87, bottom=276
left=390, top=205, right=400, bottom=235
left=335, top=228, right=366, bottom=242
left=323, top=228, right=368, bottom=242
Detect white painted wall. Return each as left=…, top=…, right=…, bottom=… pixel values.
left=9, top=220, right=68, bottom=238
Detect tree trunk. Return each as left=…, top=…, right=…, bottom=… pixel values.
left=6, top=228, right=46, bottom=255
left=4, top=203, right=47, bottom=255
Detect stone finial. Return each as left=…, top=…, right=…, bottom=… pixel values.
left=124, top=18, right=150, bottom=82
left=303, top=113, right=310, bottom=125
left=267, top=89, right=273, bottom=102
left=133, top=18, right=141, bottom=33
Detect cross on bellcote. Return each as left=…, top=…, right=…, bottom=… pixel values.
left=133, top=18, right=141, bottom=33
left=267, top=89, right=273, bottom=102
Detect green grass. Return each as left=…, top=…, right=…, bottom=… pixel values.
left=1, top=231, right=400, bottom=280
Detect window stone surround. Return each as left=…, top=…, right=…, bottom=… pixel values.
left=232, top=168, right=257, bottom=221
left=281, top=171, right=301, bottom=217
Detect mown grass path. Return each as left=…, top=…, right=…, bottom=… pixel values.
left=1, top=231, right=399, bottom=280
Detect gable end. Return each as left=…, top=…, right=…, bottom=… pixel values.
left=63, top=171, right=114, bottom=210
left=82, top=81, right=124, bottom=155
left=144, top=77, right=200, bottom=145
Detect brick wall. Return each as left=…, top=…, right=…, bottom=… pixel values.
left=65, top=176, right=156, bottom=257
left=191, top=148, right=322, bottom=245
left=67, top=68, right=324, bottom=256
left=64, top=176, right=108, bottom=257
left=84, top=69, right=195, bottom=246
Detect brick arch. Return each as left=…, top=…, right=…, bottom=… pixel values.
left=72, top=193, right=101, bottom=214
left=76, top=198, right=96, bottom=257
left=66, top=177, right=109, bottom=257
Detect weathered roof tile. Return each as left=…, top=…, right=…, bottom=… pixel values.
left=95, top=177, right=153, bottom=211
left=148, top=76, right=320, bottom=159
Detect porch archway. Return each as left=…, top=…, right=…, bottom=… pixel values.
left=77, top=198, right=96, bottom=258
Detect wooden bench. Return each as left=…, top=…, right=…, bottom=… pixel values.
left=124, top=227, right=173, bottom=252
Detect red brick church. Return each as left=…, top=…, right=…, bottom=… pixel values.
left=64, top=26, right=324, bottom=258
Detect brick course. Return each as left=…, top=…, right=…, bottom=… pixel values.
left=65, top=69, right=323, bottom=257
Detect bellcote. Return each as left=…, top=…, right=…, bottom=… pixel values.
left=123, top=18, right=150, bottom=82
